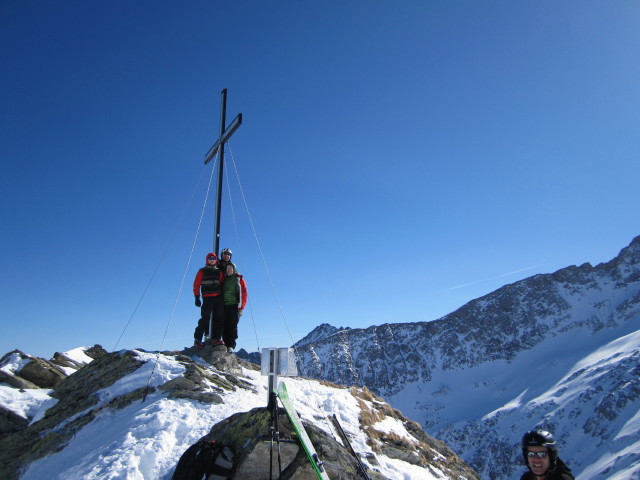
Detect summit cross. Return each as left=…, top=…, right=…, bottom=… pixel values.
left=203, top=88, right=242, bottom=255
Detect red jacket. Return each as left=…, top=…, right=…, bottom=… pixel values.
left=235, top=274, right=248, bottom=310
left=193, top=252, right=224, bottom=298
left=193, top=267, right=224, bottom=297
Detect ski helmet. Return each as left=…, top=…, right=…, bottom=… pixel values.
left=206, top=252, right=218, bottom=262
left=221, top=248, right=233, bottom=258
left=522, top=430, right=558, bottom=467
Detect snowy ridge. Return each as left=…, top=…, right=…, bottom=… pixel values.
left=0, top=347, right=478, bottom=479
left=295, top=235, right=640, bottom=479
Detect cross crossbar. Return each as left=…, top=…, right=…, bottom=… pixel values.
left=204, top=112, right=243, bottom=165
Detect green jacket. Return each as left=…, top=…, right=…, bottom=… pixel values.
left=222, top=273, right=248, bottom=308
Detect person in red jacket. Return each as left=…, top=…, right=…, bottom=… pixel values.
left=221, top=262, right=248, bottom=353
left=193, top=253, right=225, bottom=347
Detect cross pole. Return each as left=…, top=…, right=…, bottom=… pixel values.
left=204, top=88, right=242, bottom=255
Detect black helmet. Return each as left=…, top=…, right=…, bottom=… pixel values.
left=522, top=430, right=558, bottom=467
left=221, top=248, right=232, bottom=258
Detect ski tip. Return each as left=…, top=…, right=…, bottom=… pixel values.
left=277, top=380, right=288, bottom=395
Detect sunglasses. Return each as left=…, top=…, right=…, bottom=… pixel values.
left=207, top=257, right=217, bottom=261
left=526, top=451, right=548, bottom=458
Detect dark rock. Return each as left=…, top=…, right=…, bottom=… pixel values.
left=159, top=376, right=198, bottom=392
left=168, top=390, right=223, bottom=404
left=17, top=357, right=67, bottom=388
left=0, top=369, right=39, bottom=390
left=186, top=407, right=387, bottom=480
left=0, top=405, right=29, bottom=436
left=84, top=345, right=108, bottom=360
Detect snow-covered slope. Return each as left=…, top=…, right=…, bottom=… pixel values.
left=0, top=346, right=478, bottom=480
left=294, top=235, right=640, bottom=479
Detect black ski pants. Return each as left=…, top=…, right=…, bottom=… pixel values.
left=222, top=305, right=240, bottom=349
left=194, top=296, right=224, bottom=341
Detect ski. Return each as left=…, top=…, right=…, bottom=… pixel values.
left=277, top=381, right=331, bottom=480
left=331, top=414, right=371, bottom=480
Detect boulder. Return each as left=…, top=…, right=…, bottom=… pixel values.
left=0, top=370, right=39, bottom=390
left=84, top=345, right=108, bottom=360
left=177, top=406, right=387, bottom=480
left=16, top=357, right=67, bottom=388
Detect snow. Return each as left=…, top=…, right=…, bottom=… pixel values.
left=371, top=416, right=415, bottom=443
left=96, top=351, right=186, bottom=402
left=63, top=346, right=94, bottom=365
left=579, top=439, right=640, bottom=480
left=12, top=351, right=445, bottom=480
left=0, top=385, right=54, bottom=420
left=617, top=409, right=640, bottom=440
left=0, top=351, right=31, bottom=374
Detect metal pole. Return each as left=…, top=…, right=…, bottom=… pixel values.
left=213, top=88, right=227, bottom=256
left=268, top=349, right=280, bottom=408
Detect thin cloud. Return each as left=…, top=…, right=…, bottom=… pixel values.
left=446, top=265, right=544, bottom=291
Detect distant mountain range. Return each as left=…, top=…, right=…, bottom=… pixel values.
left=293, top=235, right=640, bottom=480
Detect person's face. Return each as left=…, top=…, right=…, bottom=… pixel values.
left=207, top=256, right=218, bottom=266
left=226, top=265, right=235, bottom=275
left=526, top=446, right=551, bottom=477
left=222, top=253, right=231, bottom=261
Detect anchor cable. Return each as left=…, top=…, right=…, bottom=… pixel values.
left=142, top=155, right=218, bottom=401
left=226, top=144, right=338, bottom=444
left=113, top=163, right=210, bottom=352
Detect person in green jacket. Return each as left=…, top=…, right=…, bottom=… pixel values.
left=221, top=262, right=248, bottom=353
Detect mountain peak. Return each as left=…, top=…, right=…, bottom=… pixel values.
left=293, top=234, right=640, bottom=480
left=294, top=323, right=350, bottom=347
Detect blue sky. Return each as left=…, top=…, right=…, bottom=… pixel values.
left=1, top=1, right=639, bottom=359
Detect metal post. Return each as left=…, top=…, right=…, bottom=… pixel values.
left=213, top=88, right=227, bottom=256
left=268, top=349, right=280, bottom=409
left=208, top=311, right=213, bottom=346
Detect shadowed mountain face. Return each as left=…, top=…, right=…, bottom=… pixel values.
left=294, top=236, right=640, bottom=480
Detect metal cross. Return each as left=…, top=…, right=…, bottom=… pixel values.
left=204, top=88, right=242, bottom=255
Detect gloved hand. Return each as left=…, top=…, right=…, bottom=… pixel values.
left=238, top=309, right=243, bottom=317
left=195, top=296, right=201, bottom=307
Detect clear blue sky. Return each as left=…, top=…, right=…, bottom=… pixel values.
left=2, top=1, right=639, bottom=359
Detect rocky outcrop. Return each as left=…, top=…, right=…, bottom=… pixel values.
left=0, top=350, right=145, bottom=480
left=0, top=369, right=39, bottom=389
left=197, top=406, right=381, bottom=480
left=0, top=343, right=479, bottom=480
left=84, top=344, right=108, bottom=360
left=17, top=356, right=67, bottom=388
left=0, top=405, right=29, bottom=436
left=180, top=387, right=478, bottom=480
left=0, top=345, right=104, bottom=390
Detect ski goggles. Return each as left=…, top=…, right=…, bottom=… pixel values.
left=207, top=256, right=218, bottom=261
left=526, top=451, right=548, bottom=458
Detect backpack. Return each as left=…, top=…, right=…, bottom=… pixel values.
left=172, top=440, right=234, bottom=480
